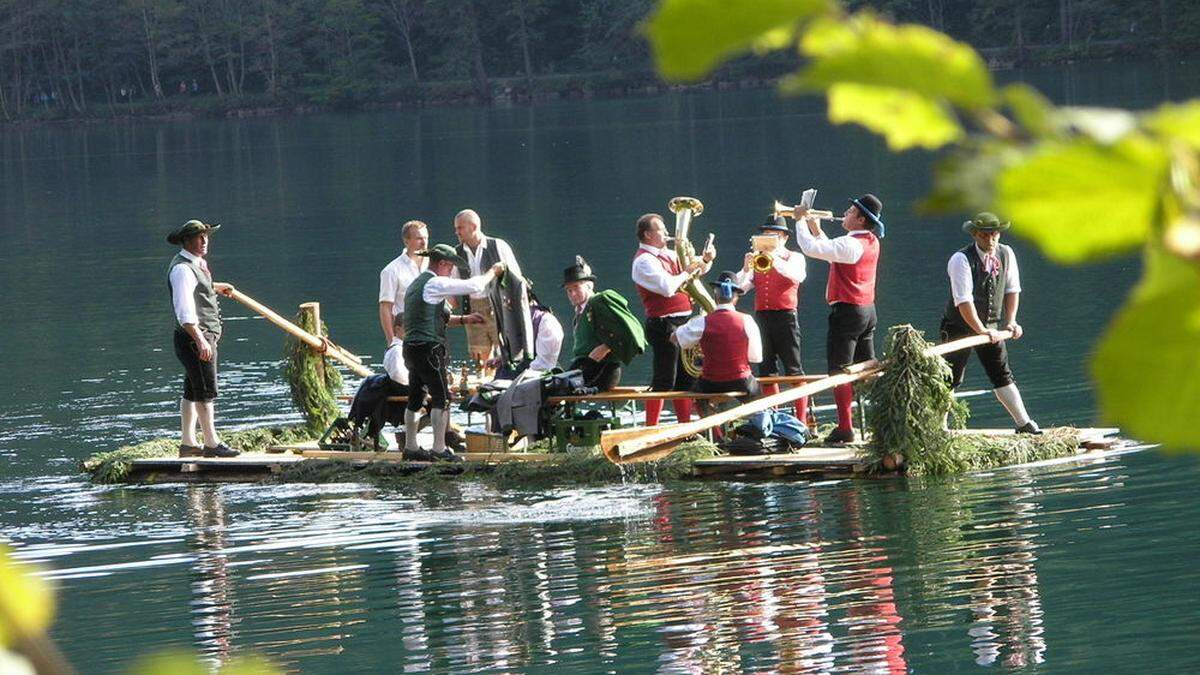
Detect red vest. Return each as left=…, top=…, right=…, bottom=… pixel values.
left=700, top=309, right=751, bottom=381
left=753, top=267, right=800, bottom=311
left=634, top=248, right=692, bottom=318
left=827, top=232, right=879, bottom=305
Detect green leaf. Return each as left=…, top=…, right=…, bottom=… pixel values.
left=994, top=137, right=1167, bottom=263
left=643, top=0, right=830, bottom=82
left=1003, top=83, right=1055, bottom=138
left=919, top=142, right=1024, bottom=213
left=1093, top=264, right=1200, bottom=450
left=1145, top=101, right=1200, bottom=149
left=795, top=14, right=996, bottom=110
left=0, top=547, right=54, bottom=647
left=824, top=83, right=962, bottom=150
left=130, top=651, right=281, bottom=675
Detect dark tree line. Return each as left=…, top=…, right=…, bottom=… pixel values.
left=0, top=0, right=1194, bottom=120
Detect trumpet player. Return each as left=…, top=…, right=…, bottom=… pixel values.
left=632, top=212, right=715, bottom=426
left=793, top=194, right=885, bottom=444
left=735, top=215, right=809, bottom=423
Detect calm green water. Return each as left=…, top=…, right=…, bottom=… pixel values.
left=2, top=60, right=1199, bottom=672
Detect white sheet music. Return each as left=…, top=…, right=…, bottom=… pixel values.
left=800, top=188, right=817, bottom=209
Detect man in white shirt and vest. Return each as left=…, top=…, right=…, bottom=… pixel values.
left=518, top=288, right=564, bottom=380
left=941, top=212, right=1042, bottom=434
left=736, top=215, right=809, bottom=423
left=403, top=243, right=499, bottom=462
left=378, top=220, right=429, bottom=344
left=632, top=212, right=715, bottom=426
left=674, top=271, right=763, bottom=404
left=166, top=219, right=239, bottom=458
left=794, top=195, right=885, bottom=444
left=453, top=209, right=534, bottom=376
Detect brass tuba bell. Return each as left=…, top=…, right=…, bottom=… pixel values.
left=669, top=196, right=714, bottom=379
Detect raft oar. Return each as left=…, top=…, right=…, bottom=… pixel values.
left=220, top=284, right=374, bottom=378
left=601, top=330, right=1012, bottom=464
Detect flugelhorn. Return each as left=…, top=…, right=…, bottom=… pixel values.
left=750, top=234, right=778, bottom=274
left=773, top=200, right=836, bottom=221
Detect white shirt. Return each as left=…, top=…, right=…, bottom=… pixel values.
left=169, top=248, right=204, bottom=325
left=631, top=243, right=692, bottom=317
left=456, top=235, right=524, bottom=300
left=794, top=223, right=869, bottom=265
left=948, top=244, right=1021, bottom=305
left=422, top=272, right=493, bottom=304
left=528, top=311, right=564, bottom=373
left=383, top=338, right=408, bottom=385
left=734, top=247, right=807, bottom=291
left=378, top=249, right=427, bottom=314
left=674, top=305, right=763, bottom=364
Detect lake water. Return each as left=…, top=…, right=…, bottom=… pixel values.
left=2, top=60, right=1199, bottom=672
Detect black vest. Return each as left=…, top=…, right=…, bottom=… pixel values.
left=942, top=244, right=1011, bottom=330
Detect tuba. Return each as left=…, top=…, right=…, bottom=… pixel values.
left=669, top=196, right=714, bottom=378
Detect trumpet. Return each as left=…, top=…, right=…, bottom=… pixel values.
left=750, top=234, right=778, bottom=274
left=773, top=200, right=837, bottom=221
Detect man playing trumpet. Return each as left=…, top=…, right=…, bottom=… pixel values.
left=735, top=215, right=809, bottom=423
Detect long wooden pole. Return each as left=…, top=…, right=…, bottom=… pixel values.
left=221, top=285, right=373, bottom=377
left=602, top=330, right=1012, bottom=464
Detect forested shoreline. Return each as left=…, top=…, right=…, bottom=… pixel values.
left=0, top=0, right=1194, bottom=124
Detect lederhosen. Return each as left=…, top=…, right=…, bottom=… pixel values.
left=634, top=249, right=694, bottom=392
left=168, top=253, right=222, bottom=401
left=826, top=232, right=880, bottom=373
left=940, top=244, right=1015, bottom=389
left=750, top=265, right=803, bottom=377
left=403, top=270, right=452, bottom=412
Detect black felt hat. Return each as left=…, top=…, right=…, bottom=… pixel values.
left=706, top=271, right=744, bottom=299
left=562, top=255, right=596, bottom=285
left=849, top=194, right=886, bottom=238
left=759, top=215, right=789, bottom=234
left=167, top=219, right=221, bottom=245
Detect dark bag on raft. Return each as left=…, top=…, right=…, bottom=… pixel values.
left=347, top=374, right=408, bottom=444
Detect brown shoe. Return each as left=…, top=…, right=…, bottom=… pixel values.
left=179, top=444, right=203, bottom=458
left=203, top=442, right=241, bottom=458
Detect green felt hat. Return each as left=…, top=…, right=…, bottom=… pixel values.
left=962, top=212, right=1011, bottom=233
left=417, top=243, right=468, bottom=268
left=167, top=219, right=221, bottom=245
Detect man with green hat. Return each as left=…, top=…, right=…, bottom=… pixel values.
left=402, top=243, right=500, bottom=461
left=941, top=212, right=1042, bottom=434
left=166, top=219, right=239, bottom=457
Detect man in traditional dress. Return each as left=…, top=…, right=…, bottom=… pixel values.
left=167, top=219, right=239, bottom=458
left=563, top=256, right=647, bottom=391
left=794, top=195, right=885, bottom=444
left=631, top=213, right=715, bottom=426
left=403, top=244, right=499, bottom=461
left=515, top=288, right=564, bottom=380
left=452, top=209, right=534, bottom=376
left=941, top=212, right=1042, bottom=434
left=673, top=271, right=763, bottom=401
left=736, top=215, right=809, bottom=422
left=379, top=220, right=429, bottom=344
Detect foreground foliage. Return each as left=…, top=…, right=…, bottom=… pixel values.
left=864, top=325, right=1080, bottom=475
left=646, top=0, right=1200, bottom=450
left=82, top=425, right=312, bottom=484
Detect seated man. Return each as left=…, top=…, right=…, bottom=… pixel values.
left=562, top=256, right=647, bottom=391
left=507, top=287, right=564, bottom=382
left=673, top=271, right=764, bottom=403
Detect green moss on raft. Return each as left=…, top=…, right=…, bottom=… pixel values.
left=82, top=425, right=313, bottom=484
left=863, top=325, right=1080, bottom=476
left=283, top=310, right=344, bottom=435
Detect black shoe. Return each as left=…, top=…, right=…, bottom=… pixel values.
left=823, top=428, right=857, bottom=444
left=203, top=442, right=241, bottom=458
left=1015, top=421, right=1044, bottom=435
left=179, top=444, right=203, bottom=458
left=402, top=448, right=437, bottom=462
left=431, top=448, right=463, bottom=462
left=445, top=429, right=467, bottom=453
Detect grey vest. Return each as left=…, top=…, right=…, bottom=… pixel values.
left=404, top=270, right=449, bottom=345
left=943, top=244, right=1011, bottom=330
left=167, top=252, right=222, bottom=339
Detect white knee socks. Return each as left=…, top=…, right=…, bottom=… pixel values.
left=197, top=401, right=221, bottom=448
left=994, top=383, right=1031, bottom=428
left=180, top=399, right=198, bottom=447
left=430, top=408, right=448, bottom=453
left=404, top=409, right=421, bottom=451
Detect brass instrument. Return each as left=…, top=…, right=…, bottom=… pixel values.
left=773, top=199, right=836, bottom=221
left=669, top=196, right=714, bottom=378
left=750, top=234, right=779, bottom=274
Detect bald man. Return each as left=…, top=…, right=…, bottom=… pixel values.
left=453, top=209, right=534, bottom=375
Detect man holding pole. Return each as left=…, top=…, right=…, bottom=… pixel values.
left=379, top=220, right=429, bottom=344
left=631, top=213, right=714, bottom=426
left=941, top=212, right=1042, bottom=434
left=403, top=244, right=498, bottom=461
left=793, top=195, right=885, bottom=444
left=167, top=219, right=239, bottom=458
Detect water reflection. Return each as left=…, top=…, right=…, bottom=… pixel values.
left=187, top=487, right=234, bottom=666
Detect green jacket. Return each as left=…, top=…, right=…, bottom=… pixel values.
left=572, top=289, right=647, bottom=365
